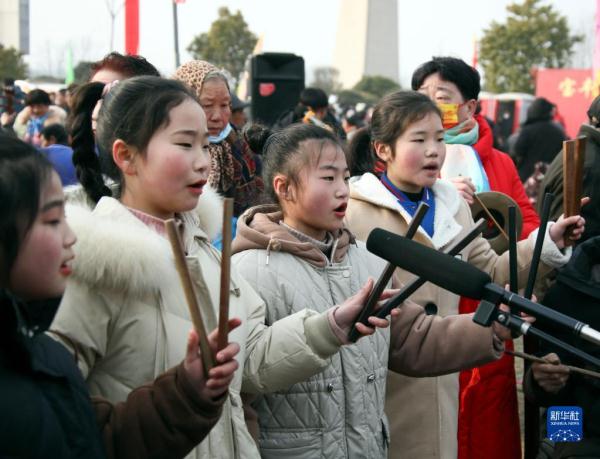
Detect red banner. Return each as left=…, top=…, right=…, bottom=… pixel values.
left=125, top=0, right=139, bottom=55
left=535, top=68, right=600, bottom=138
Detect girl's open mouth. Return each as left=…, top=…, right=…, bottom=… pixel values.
left=188, top=180, right=206, bottom=195
left=59, top=261, right=73, bottom=276
left=334, top=202, right=348, bottom=216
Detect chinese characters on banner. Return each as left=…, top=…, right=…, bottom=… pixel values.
left=536, top=69, right=600, bottom=138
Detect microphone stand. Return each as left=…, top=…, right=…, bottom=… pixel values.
left=473, top=299, right=600, bottom=369
left=373, top=218, right=487, bottom=319
left=522, top=192, right=552, bottom=459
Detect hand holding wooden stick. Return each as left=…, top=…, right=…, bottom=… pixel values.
left=166, top=219, right=215, bottom=374
left=506, top=349, right=600, bottom=380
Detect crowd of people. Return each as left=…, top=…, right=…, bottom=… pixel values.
left=0, top=50, right=597, bottom=459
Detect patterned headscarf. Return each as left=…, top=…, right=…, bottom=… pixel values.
left=173, top=60, right=224, bottom=101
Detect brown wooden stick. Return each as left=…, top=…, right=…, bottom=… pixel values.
left=218, top=198, right=234, bottom=351
left=573, top=136, right=586, bottom=216
left=506, top=349, right=600, bottom=380
left=165, top=219, right=215, bottom=373
left=563, top=139, right=578, bottom=218
left=563, top=137, right=587, bottom=244
left=472, top=193, right=509, bottom=241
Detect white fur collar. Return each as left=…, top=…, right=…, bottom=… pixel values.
left=349, top=173, right=463, bottom=249
left=65, top=187, right=223, bottom=297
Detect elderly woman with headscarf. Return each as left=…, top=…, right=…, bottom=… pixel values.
left=174, top=60, right=264, bottom=217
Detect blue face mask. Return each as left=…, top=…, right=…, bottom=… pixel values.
left=208, top=123, right=232, bottom=144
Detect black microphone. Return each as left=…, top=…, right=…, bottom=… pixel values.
left=366, top=228, right=600, bottom=346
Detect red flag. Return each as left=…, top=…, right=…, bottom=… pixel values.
left=174, top=0, right=186, bottom=3
left=125, top=0, right=139, bottom=55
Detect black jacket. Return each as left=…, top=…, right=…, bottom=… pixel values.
left=0, top=290, right=225, bottom=459
left=0, top=291, right=106, bottom=458
left=524, top=238, right=600, bottom=457
left=513, top=114, right=566, bottom=181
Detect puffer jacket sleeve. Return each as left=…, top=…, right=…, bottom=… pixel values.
left=95, top=364, right=225, bottom=459
left=48, top=279, right=120, bottom=378
left=457, top=199, right=569, bottom=289
left=388, top=300, right=503, bottom=376
left=233, top=251, right=342, bottom=394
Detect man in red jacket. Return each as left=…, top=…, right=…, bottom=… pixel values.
left=412, top=56, right=540, bottom=459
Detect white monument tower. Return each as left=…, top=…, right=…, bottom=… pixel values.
left=333, top=0, right=399, bottom=89
left=0, top=0, right=29, bottom=53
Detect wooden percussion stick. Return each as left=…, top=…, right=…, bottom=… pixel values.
left=563, top=139, right=577, bottom=218
left=472, top=193, right=509, bottom=241
left=166, top=219, right=215, bottom=373
left=218, top=198, right=234, bottom=351
left=572, top=136, right=586, bottom=216
left=507, top=349, right=600, bottom=380
left=563, top=137, right=586, bottom=243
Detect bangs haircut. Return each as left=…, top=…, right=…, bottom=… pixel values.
left=371, top=91, right=442, bottom=156
left=0, top=136, right=54, bottom=282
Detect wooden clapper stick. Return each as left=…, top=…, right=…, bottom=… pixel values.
left=507, top=349, right=600, bottom=380
left=563, top=136, right=586, bottom=244
left=217, top=198, right=234, bottom=351
left=165, top=198, right=235, bottom=375
left=166, top=218, right=215, bottom=375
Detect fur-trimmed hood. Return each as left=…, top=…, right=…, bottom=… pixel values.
left=65, top=187, right=223, bottom=297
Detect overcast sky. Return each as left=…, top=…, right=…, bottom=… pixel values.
left=28, top=0, right=596, bottom=87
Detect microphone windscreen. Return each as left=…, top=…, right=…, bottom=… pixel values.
left=366, top=228, right=491, bottom=299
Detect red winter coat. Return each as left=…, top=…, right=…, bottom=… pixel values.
left=458, top=115, right=540, bottom=459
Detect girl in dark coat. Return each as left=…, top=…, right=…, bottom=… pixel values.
left=0, top=136, right=240, bottom=458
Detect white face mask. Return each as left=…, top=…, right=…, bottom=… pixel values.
left=208, top=123, right=232, bottom=144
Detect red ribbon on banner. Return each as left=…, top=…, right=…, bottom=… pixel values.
left=125, top=0, right=139, bottom=55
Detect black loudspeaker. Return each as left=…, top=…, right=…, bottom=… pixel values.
left=250, top=53, right=305, bottom=126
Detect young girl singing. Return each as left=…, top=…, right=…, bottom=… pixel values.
left=0, top=135, right=239, bottom=458
left=345, top=90, right=585, bottom=459
left=49, top=76, right=388, bottom=459
left=231, top=123, right=518, bottom=458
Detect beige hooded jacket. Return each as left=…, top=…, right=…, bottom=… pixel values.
left=231, top=204, right=505, bottom=459
left=345, top=173, right=570, bottom=459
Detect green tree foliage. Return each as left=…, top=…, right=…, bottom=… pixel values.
left=352, top=75, right=400, bottom=99
left=187, top=7, right=257, bottom=80
left=310, top=66, right=342, bottom=94
left=480, top=0, right=582, bottom=93
left=337, top=89, right=377, bottom=106
left=0, top=44, right=27, bottom=81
